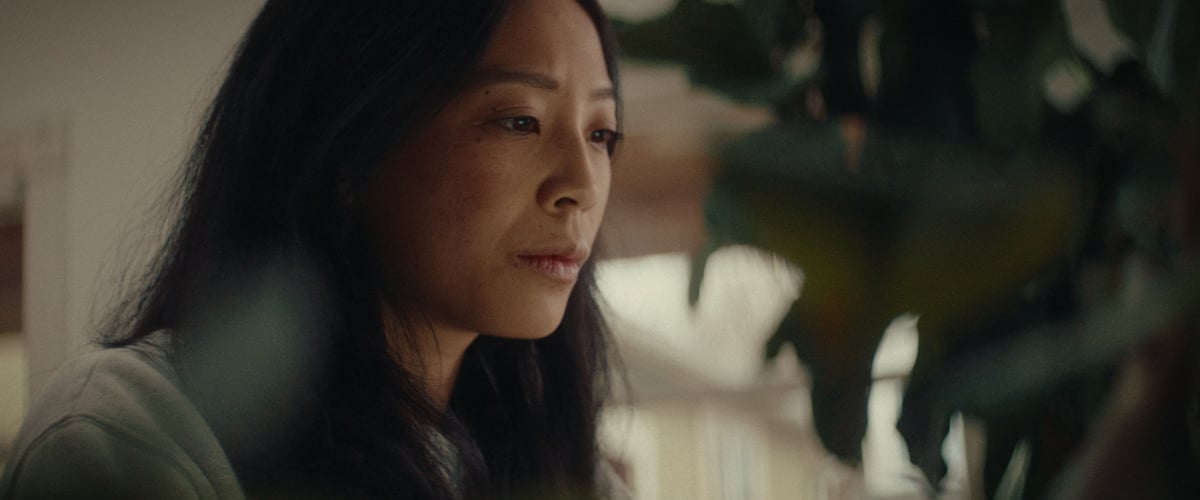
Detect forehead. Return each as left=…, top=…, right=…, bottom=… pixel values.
left=476, top=0, right=609, bottom=84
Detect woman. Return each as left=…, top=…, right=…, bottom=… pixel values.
left=0, top=0, right=625, bottom=498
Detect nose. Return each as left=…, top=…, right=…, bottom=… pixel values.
left=537, top=130, right=604, bottom=213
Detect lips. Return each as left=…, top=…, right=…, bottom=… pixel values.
left=516, top=245, right=588, bottom=282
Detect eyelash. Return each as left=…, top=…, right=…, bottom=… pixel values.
left=590, top=128, right=624, bottom=157
left=498, top=116, right=540, bottom=134
left=497, top=116, right=622, bottom=156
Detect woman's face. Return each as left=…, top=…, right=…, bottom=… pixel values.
left=366, top=0, right=617, bottom=340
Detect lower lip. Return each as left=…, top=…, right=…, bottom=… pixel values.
left=517, top=256, right=582, bottom=282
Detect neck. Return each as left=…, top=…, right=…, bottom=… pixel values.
left=420, top=329, right=478, bottom=409
left=381, top=303, right=479, bottom=409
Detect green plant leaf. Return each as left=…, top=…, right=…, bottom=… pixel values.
left=616, top=0, right=775, bottom=76
left=616, top=0, right=805, bottom=103
left=971, top=0, right=1073, bottom=150
left=1104, top=0, right=1163, bottom=51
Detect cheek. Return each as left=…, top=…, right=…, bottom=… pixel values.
left=598, top=165, right=613, bottom=205
left=396, top=138, right=507, bottom=215
left=447, top=146, right=542, bottom=221
left=398, top=150, right=530, bottom=252
left=590, top=166, right=613, bottom=225
left=369, top=123, right=540, bottom=258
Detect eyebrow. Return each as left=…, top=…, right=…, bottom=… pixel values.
left=469, top=68, right=615, bottom=101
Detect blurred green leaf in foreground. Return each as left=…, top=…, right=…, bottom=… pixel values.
left=616, top=0, right=1200, bottom=496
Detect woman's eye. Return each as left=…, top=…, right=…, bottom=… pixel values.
left=498, top=116, right=540, bottom=134
left=589, top=128, right=623, bottom=156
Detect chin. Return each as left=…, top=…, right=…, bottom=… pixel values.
left=487, top=318, right=564, bottom=340
left=469, top=280, right=578, bottom=339
left=482, top=303, right=569, bottom=340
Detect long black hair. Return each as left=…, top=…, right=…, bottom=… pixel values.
left=101, top=1, right=622, bottom=498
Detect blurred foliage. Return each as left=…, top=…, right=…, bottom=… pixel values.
left=615, top=0, right=804, bottom=103
left=617, top=0, right=1199, bottom=496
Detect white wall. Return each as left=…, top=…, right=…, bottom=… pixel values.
left=0, top=0, right=265, bottom=394
left=0, top=333, right=27, bottom=469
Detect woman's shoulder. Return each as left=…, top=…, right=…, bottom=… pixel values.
left=20, top=333, right=178, bottom=421
left=8, top=333, right=194, bottom=458
left=0, top=332, right=244, bottom=499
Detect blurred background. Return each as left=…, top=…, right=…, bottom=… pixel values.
left=1, top=0, right=1196, bottom=499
